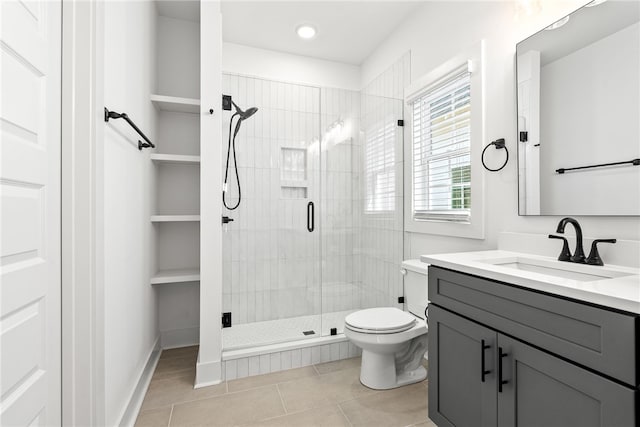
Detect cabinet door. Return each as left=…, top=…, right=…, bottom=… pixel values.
left=497, top=334, right=636, bottom=427
left=428, top=305, right=498, bottom=427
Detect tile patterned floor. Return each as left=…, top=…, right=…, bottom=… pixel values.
left=135, top=346, right=435, bottom=427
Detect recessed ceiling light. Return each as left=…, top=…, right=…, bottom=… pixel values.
left=296, top=24, right=317, bottom=40
left=585, top=0, right=607, bottom=7
left=545, top=15, right=570, bottom=31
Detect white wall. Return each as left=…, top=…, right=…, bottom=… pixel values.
left=539, top=22, right=640, bottom=215
left=223, top=42, right=360, bottom=91
left=103, top=1, right=158, bottom=425
left=360, top=0, right=640, bottom=259
left=157, top=15, right=201, bottom=98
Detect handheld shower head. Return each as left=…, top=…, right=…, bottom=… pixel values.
left=231, top=100, right=259, bottom=121
left=242, top=107, right=259, bottom=120
left=224, top=99, right=259, bottom=211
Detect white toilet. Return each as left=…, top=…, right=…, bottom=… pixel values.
left=344, top=260, right=429, bottom=390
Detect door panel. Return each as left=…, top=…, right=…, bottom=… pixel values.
left=428, top=305, right=497, bottom=427
left=220, top=74, right=322, bottom=345
left=497, top=335, right=636, bottom=427
left=320, top=92, right=405, bottom=335
left=0, top=0, right=61, bottom=425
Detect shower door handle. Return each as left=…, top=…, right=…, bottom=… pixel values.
left=307, top=201, right=314, bottom=232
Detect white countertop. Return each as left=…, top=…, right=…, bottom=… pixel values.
left=421, top=250, right=640, bottom=314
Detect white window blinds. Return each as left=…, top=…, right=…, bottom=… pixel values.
left=364, top=110, right=397, bottom=213
left=411, top=69, right=471, bottom=222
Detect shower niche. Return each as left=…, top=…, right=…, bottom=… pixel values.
left=280, top=147, right=308, bottom=198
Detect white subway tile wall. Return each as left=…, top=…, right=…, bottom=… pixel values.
left=221, top=52, right=410, bottom=348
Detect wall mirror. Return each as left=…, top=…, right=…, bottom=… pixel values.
left=516, top=0, right=639, bottom=216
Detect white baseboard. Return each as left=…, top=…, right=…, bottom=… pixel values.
left=161, top=326, right=199, bottom=349
left=195, top=356, right=222, bottom=389
left=117, top=337, right=161, bottom=427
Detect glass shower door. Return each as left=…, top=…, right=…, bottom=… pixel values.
left=320, top=89, right=404, bottom=337
left=221, top=74, right=322, bottom=349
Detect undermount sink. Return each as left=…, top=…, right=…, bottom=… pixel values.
left=479, top=256, right=633, bottom=282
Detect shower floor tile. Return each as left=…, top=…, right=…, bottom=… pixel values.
left=222, top=310, right=356, bottom=350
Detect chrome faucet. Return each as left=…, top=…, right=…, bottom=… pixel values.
left=554, top=217, right=586, bottom=263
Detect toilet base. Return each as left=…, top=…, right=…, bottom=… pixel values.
left=396, top=365, right=427, bottom=387
left=359, top=350, right=427, bottom=390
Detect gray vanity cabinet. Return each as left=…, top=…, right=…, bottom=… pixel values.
left=427, top=266, right=638, bottom=427
left=428, top=305, right=497, bottom=427
left=498, top=334, right=636, bottom=427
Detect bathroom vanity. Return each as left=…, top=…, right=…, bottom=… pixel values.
left=423, top=251, right=639, bottom=427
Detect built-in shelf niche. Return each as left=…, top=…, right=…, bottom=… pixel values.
left=151, top=11, right=201, bottom=293
left=151, top=215, right=200, bottom=222
left=151, top=94, right=200, bottom=114
left=151, top=267, right=200, bottom=285
left=155, top=110, right=200, bottom=156
left=154, top=161, right=200, bottom=216
left=156, top=222, right=200, bottom=272
left=156, top=13, right=200, bottom=100
left=150, top=153, right=201, bottom=164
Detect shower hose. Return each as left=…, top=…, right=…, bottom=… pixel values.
left=223, top=113, right=242, bottom=210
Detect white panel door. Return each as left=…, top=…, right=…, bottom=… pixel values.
left=0, top=0, right=62, bottom=426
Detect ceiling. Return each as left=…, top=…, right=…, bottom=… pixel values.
left=155, top=1, right=421, bottom=65
left=220, top=1, right=422, bottom=65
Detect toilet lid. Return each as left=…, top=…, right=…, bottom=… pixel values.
left=345, top=308, right=416, bottom=333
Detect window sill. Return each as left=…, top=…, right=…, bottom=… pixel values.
left=405, top=216, right=484, bottom=239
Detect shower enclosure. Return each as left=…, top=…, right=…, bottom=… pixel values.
left=221, top=72, right=405, bottom=350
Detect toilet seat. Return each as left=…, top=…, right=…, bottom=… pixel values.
left=345, top=307, right=416, bottom=334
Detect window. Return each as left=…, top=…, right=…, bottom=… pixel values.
left=412, top=70, right=471, bottom=222
left=403, top=42, right=485, bottom=239
left=364, top=108, right=397, bottom=213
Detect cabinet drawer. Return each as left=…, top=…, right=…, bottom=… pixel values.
left=428, top=266, right=639, bottom=387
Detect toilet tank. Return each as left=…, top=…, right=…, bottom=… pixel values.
left=401, top=259, right=429, bottom=320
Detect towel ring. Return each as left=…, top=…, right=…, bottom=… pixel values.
left=482, top=138, right=508, bottom=172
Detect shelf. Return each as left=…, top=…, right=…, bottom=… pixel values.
left=280, top=180, right=308, bottom=188
left=150, top=153, right=201, bottom=165
left=150, top=94, right=200, bottom=113
left=151, top=267, right=200, bottom=285
left=151, top=215, right=200, bottom=222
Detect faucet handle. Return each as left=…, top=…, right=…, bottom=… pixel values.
left=586, top=239, right=617, bottom=266
left=548, top=234, right=572, bottom=261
